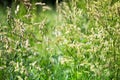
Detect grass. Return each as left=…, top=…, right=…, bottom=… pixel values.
left=0, top=0, right=120, bottom=80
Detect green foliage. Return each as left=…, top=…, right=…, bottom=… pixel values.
left=0, top=0, right=120, bottom=80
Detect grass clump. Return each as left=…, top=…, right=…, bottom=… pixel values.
left=0, top=0, right=120, bottom=80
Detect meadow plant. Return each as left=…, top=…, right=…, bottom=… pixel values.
left=0, top=0, right=120, bottom=80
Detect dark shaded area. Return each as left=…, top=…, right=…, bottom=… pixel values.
left=42, top=0, right=62, bottom=6
left=0, top=0, right=63, bottom=8
left=0, top=0, right=12, bottom=7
